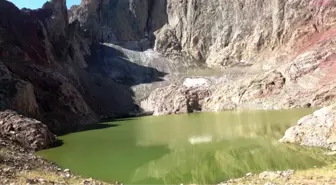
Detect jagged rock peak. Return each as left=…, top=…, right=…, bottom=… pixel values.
left=42, top=0, right=69, bottom=25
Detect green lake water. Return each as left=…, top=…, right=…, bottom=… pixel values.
left=37, top=109, right=336, bottom=184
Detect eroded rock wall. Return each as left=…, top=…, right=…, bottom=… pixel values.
left=69, top=0, right=336, bottom=70
left=141, top=0, right=336, bottom=115
left=155, top=0, right=336, bottom=68
left=68, top=0, right=167, bottom=49
left=0, top=0, right=140, bottom=134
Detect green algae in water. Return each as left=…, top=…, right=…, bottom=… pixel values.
left=37, top=109, right=336, bottom=184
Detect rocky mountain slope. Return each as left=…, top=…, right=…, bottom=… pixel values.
left=141, top=0, right=336, bottom=115
left=0, top=0, right=173, bottom=149
left=0, top=0, right=136, bottom=135
left=0, top=0, right=336, bottom=149
left=0, top=0, right=180, bottom=140
left=69, top=0, right=336, bottom=67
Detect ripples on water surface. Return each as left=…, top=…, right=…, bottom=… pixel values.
left=38, top=109, right=336, bottom=184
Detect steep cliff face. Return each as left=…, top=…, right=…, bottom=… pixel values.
left=138, top=0, right=336, bottom=114
left=0, top=0, right=143, bottom=134
left=1, top=0, right=336, bottom=134
left=68, top=0, right=167, bottom=49
left=69, top=0, right=336, bottom=68
left=155, top=0, right=336, bottom=68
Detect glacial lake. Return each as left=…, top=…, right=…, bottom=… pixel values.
left=37, top=109, right=336, bottom=184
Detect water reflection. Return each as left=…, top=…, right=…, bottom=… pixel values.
left=130, top=109, right=335, bottom=184
left=134, top=109, right=313, bottom=148
left=38, top=109, right=336, bottom=185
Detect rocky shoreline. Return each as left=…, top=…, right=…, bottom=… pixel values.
left=2, top=105, right=336, bottom=185
left=218, top=167, right=336, bottom=185
left=218, top=170, right=296, bottom=185
left=0, top=136, right=117, bottom=185
left=0, top=110, right=56, bottom=151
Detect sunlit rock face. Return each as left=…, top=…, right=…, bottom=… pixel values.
left=68, top=0, right=336, bottom=68
left=141, top=84, right=212, bottom=115
left=153, top=0, right=336, bottom=68
left=68, top=0, right=336, bottom=117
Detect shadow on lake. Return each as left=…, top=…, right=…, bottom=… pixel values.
left=54, top=123, right=121, bottom=147
left=56, top=116, right=140, bottom=139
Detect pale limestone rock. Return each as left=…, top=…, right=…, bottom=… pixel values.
left=280, top=105, right=336, bottom=150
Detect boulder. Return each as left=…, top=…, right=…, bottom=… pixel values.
left=0, top=110, right=56, bottom=151
left=280, top=105, right=336, bottom=150
left=141, top=84, right=211, bottom=115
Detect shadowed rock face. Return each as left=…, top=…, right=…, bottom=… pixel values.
left=0, top=0, right=168, bottom=135
left=68, top=0, right=167, bottom=45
